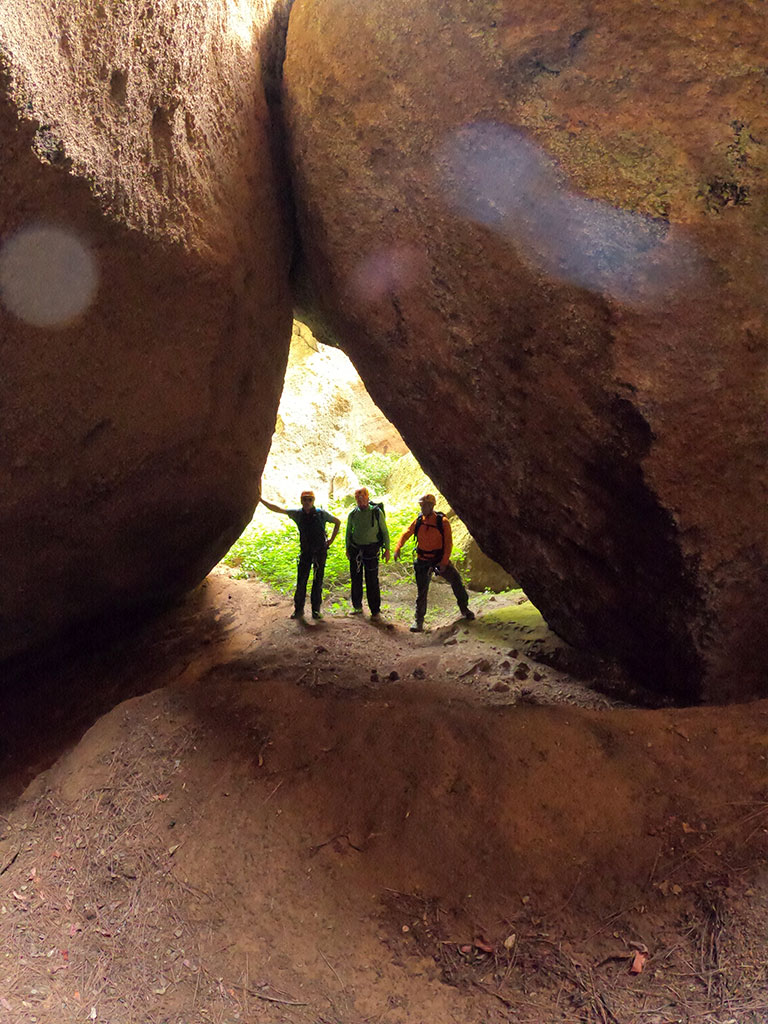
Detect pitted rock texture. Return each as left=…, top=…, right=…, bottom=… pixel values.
left=0, top=0, right=292, bottom=660
left=284, top=0, right=768, bottom=701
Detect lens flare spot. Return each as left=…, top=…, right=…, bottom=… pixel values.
left=0, top=224, right=99, bottom=328
left=348, top=245, right=424, bottom=304
left=438, top=122, right=702, bottom=308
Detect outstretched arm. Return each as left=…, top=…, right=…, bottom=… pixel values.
left=260, top=497, right=289, bottom=515
left=393, top=520, right=416, bottom=561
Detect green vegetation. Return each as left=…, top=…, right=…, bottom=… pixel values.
left=222, top=504, right=418, bottom=600
left=221, top=450, right=496, bottom=617
left=350, top=449, right=399, bottom=494
left=472, top=599, right=549, bottom=645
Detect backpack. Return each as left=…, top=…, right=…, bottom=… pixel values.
left=349, top=501, right=387, bottom=552
left=414, top=511, right=445, bottom=563
left=370, top=501, right=386, bottom=550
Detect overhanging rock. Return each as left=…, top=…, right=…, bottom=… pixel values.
left=283, top=0, right=768, bottom=701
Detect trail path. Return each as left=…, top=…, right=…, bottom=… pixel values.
left=1, top=573, right=767, bottom=1023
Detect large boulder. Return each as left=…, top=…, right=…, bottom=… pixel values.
left=388, top=453, right=517, bottom=592
left=283, top=0, right=768, bottom=701
left=451, top=522, right=520, bottom=595
left=0, top=0, right=292, bottom=660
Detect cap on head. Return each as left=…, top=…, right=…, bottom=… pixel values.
left=419, top=493, right=436, bottom=505
left=300, top=490, right=315, bottom=500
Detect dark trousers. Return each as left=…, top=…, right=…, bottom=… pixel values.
left=414, top=559, right=469, bottom=623
left=349, top=542, right=381, bottom=613
left=295, top=547, right=327, bottom=613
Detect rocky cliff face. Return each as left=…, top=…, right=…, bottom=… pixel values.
left=283, top=0, right=768, bottom=700
left=0, top=0, right=292, bottom=660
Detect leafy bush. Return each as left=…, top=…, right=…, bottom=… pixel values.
left=223, top=518, right=298, bottom=592
left=351, top=449, right=399, bottom=494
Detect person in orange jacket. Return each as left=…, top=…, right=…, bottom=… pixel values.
left=393, top=493, right=475, bottom=632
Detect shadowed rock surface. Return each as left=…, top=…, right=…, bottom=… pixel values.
left=0, top=0, right=292, bottom=660
left=283, top=0, right=768, bottom=701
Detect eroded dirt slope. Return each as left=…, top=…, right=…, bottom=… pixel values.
left=1, top=576, right=768, bottom=1023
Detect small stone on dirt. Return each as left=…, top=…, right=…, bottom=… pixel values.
left=492, top=681, right=510, bottom=693
left=514, top=663, right=530, bottom=680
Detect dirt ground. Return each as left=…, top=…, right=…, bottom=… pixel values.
left=1, top=571, right=768, bottom=1024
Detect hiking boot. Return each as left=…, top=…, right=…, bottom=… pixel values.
left=290, top=610, right=304, bottom=619
left=312, top=610, right=324, bottom=620
left=370, top=611, right=381, bottom=620
left=463, top=609, right=476, bottom=621
left=349, top=607, right=363, bottom=615
left=409, top=620, right=424, bottom=633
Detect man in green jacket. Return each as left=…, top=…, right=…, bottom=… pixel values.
left=345, top=486, right=390, bottom=618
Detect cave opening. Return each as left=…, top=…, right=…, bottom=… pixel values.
left=217, top=320, right=524, bottom=628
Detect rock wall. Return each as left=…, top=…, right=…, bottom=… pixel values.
left=387, top=453, right=517, bottom=593
left=283, top=0, right=768, bottom=700
left=0, top=0, right=292, bottom=660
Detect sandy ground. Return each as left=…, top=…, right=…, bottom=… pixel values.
left=1, top=572, right=768, bottom=1023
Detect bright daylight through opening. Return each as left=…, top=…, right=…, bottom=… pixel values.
left=218, top=322, right=524, bottom=627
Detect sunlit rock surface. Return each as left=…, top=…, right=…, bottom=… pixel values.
left=0, top=0, right=292, bottom=660
left=259, top=322, right=407, bottom=508
left=284, top=0, right=768, bottom=700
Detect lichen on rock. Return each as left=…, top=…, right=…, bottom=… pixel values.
left=283, top=0, right=768, bottom=700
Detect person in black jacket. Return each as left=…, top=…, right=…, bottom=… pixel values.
left=261, top=491, right=340, bottom=619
